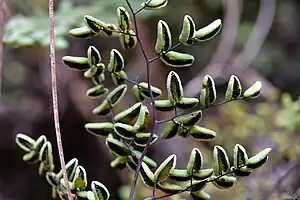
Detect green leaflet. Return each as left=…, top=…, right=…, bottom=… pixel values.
left=46, top=172, right=59, bottom=187
left=160, top=51, right=195, bottom=67
left=117, top=7, right=132, bottom=31
left=91, top=181, right=110, bottom=200
left=187, top=148, right=203, bottom=175
left=134, top=132, right=158, bottom=147
left=131, top=150, right=157, bottom=168
left=139, top=162, right=155, bottom=187
left=153, top=154, right=177, bottom=183
left=39, top=162, right=48, bottom=175
left=247, top=148, right=272, bottom=169
left=138, top=82, right=162, bottom=98
left=179, top=15, right=196, bottom=46
left=213, top=146, right=230, bottom=175
left=119, top=30, right=137, bottom=50
left=84, top=15, right=108, bottom=33
left=233, top=166, right=252, bottom=177
left=87, top=46, right=101, bottom=66
left=85, top=122, right=114, bottom=137
left=114, top=102, right=142, bottom=123
left=39, top=141, right=54, bottom=171
left=110, top=156, right=128, bottom=169
left=92, top=100, right=110, bottom=115
left=56, top=158, right=78, bottom=181
left=142, top=0, right=168, bottom=10
left=154, top=99, right=174, bottom=111
left=86, top=85, right=108, bottom=99
left=132, top=85, right=145, bottom=102
left=15, top=133, right=35, bottom=152
left=176, top=97, right=199, bottom=109
left=155, top=20, right=172, bottom=54
left=91, top=66, right=106, bottom=85
left=108, top=49, right=124, bottom=73
left=166, top=71, right=183, bottom=104
left=72, top=166, right=88, bottom=191
left=201, top=75, right=216, bottom=104
left=22, top=150, right=39, bottom=163
left=111, top=71, right=128, bottom=86
left=106, top=84, right=127, bottom=107
left=69, top=26, right=97, bottom=39
left=225, top=75, right=242, bottom=101
left=189, top=126, right=216, bottom=140
left=114, top=123, right=136, bottom=140
left=62, top=56, right=90, bottom=71
left=194, top=19, right=222, bottom=42
left=212, top=175, right=236, bottom=189
left=84, top=65, right=98, bottom=78
left=187, top=180, right=208, bottom=192
left=175, top=110, right=202, bottom=126
left=106, top=137, right=130, bottom=156
left=169, top=169, right=191, bottom=181
left=160, top=121, right=180, bottom=139
left=233, top=144, right=248, bottom=168
left=189, top=190, right=211, bottom=200
left=243, top=81, right=262, bottom=99
left=157, top=182, right=184, bottom=194
left=133, top=105, right=149, bottom=132
left=193, top=168, right=214, bottom=180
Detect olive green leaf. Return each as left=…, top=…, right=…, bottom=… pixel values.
left=155, top=20, right=172, bottom=54
left=247, top=148, right=272, bottom=169
left=225, top=75, right=242, bottom=101
left=142, top=0, right=168, bottom=10
left=84, top=65, right=99, bottom=78
left=157, top=182, right=184, bottom=194
left=194, top=19, right=222, bottom=42
left=33, top=135, right=47, bottom=153
left=138, top=82, right=162, bottom=98
left=92, top=100, right=110, bottom=115
left=108, top=49, right=124, bottom=73
left=179, top=15, right=196, bottom=46
left=131, top=150, right=157, bottom=168
left=153, top=154, right=177, bottom=183
left=187, top=148, right=203, bottom=175
left=160, top=51, right=195, bottom=67
left=15, top=133, right=35, bottom=152
left=233, top=144, right=248, bottom=168
left=22, top=150, right=39, bottom=163
left=213, top=146, right=230, bottom=175
left=86, top=85, right=109, bottom=99
left=176, top=97, right=199, bottom=109
left=243, top=81, right=262, bottom=99
left=117, top=7, right=132, bottom=31
left=102, top=23, right=118, bottom=36
left=175, top=110, right=202, bottom=126
left=199, top=87, right=206, bottom=105
left=133, top=105, right=149, bottom=132
left=132, top=85, right=145, bottom=102
left=114, top=102, right=142, bottom=123
left=84, top=15, right=108, bottom=34
left=85, top=122, right=114, bottom=137
left=212, top=176, right=236, bottom=189
left=134, top=132, right=158, bottom=147
left=69, top=26, right=97, bottom=39
left=91, top=181, right=110, bottom=200
left=177, top=126, right=190, bottom=138
left=110, top=156, right=128, bottom=169
left=189, top=126, right=216, bottom=140
left=106, top=138, right=130, bottom=156
left=154, top=99, right=174, bottom=111
left=46, top=172, right=59, bottom=187
left=160, top=121, right=180, bottom=139
left=139, top=162, right=155, bottom=187
left=189, top=190, right=211, bottom=200
left=233, top=166, right=252, bottom=177
left=38, top=162, right=48, bottom=175
left=62, top=56, right=90, bottom=71
left=169, top=169, right=191, bottom=181
left=202, top=75, right=216, bottom=104
left=193, top=168, right=214, bottom=180
left=167, top=71, right=183, bottom=104
left=111, top=71, right=128, bottom=86
left=87, top=46, right=101, bottom=67
left=92, top=67, right=106, bottom=85
left=187, top=180, right=208, bottom=192
left=119, top=30, right=137, bottom=50
left=72, top=166, right=87, bottom=191
left=106, top=84, right=127, bottom=107
left=114, top=123, right=136, bottom=140
left=56, top=158, right=78, bottom=181
left=39, top=141, right=54, bottom=171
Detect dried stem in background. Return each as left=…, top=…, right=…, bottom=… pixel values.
left=48, top=0, right=73, bottom=199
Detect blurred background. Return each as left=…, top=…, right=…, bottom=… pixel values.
left=1, top=0, right=300, bottom=199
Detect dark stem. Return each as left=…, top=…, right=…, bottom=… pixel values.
left=124, top=0, right=158, bottom=199
left=149, top=43, right=181, bottom=63
left=48, top=1, right=73, bottom=199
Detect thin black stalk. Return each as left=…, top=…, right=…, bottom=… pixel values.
left=149, top=43, right=181, bottom=63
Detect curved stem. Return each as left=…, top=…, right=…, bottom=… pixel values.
left=48, top=0, right=72, bottom=200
